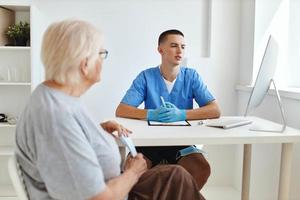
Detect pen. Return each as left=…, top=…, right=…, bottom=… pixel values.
left=160, top=96, right=166, bottom=107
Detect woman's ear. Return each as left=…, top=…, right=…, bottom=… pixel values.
left=80, top=58, right=89, bottom=78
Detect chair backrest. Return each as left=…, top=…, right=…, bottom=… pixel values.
left=8, top=155, right=29, bottom=200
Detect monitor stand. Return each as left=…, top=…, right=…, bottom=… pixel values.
left=247, top=79, right=287, bottom=133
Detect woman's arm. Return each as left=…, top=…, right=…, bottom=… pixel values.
left=100, top=120, right=132, bottom=137
left=89, top=154, right=147, bottom=200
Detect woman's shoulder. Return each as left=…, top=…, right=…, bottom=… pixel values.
left=29, top=83, right=80, bottom=117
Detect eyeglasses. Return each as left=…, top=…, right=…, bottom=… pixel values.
left=99, top=49, right=108, bottom=59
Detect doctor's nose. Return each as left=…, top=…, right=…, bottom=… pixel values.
left=177, top=47, right=183, bottom=53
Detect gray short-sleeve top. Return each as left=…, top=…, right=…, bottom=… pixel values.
left=15, top=84, right=121, bottom=200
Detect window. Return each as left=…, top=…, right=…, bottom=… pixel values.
left=287, top=0, right=300, bottom=87
left=254, top=0, right=300, bottom=88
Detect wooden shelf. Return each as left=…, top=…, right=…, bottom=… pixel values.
left=0, top=5, right=30, bottom=12
left=0, top=82, right=31, bottom=86
left=0, top=146, right=14, bottom=156
left=0, top=197, right=17, bottom=200
left=0, top=4, right=30, bottom=199
left=0, top=123, right=16, bottom=128
left=0, top=46, right=30, bottom=51
left=0, top=184, right=16, bottom=197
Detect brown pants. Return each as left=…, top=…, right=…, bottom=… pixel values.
left=177, top=153, right=211, bottom=190
left=129, top=165, right=205, bottom=200
left=136, top=146, right=211, bottom=190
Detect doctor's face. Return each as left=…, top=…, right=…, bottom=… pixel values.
left=158, top=34, right=185, bottom=66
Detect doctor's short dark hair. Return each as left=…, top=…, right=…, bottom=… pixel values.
left=158, top=29, right=184, bottom=45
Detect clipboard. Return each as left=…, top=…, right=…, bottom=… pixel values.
left=148, top=120, right=191, bottom=126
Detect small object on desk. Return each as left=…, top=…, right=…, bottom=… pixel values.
left=7, top=116, right=17, bottom=125
left=0, top=113, right=7, bottom=122
left=148, top=120, right=191, bottom=126
left=198, top=121, right=204, bottom=125
left=119, top=135, right=137, bottom=157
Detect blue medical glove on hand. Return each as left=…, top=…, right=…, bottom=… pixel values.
left=147, top=106, right=169, bottom=121
left=158, top=102, right=186, bottom=122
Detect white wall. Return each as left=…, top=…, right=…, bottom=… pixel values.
left=238, top=0, right=255, bottom=86
left=208, top=0, right=241, bottom=116
left=32, top=0, right=211, bottom=119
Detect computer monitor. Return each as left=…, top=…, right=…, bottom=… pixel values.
left=244, top=35, right=286, bottom=132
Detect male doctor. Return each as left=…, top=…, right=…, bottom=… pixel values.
left=116, top=29, right=221, bottom=191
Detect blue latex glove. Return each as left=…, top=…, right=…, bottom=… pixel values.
left=157, top=102, right=186, bottom=122
left=147, top=106, right=169, bottom=121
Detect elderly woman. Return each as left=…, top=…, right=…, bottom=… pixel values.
left=15, top=20, right=203, bottom=200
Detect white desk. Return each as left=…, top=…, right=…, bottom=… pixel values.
left=116, top=116, right=300, bottom=200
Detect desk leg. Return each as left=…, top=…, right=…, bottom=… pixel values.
left=278, top=143, right=293, bottom=200
left=242, top=144, right=252, bottom=200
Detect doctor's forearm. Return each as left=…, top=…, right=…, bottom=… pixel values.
left=186, top=102, right=221, bottom=120
left=115, top=103, right=147, bottom=119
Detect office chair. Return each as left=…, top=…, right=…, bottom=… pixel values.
left=8, top=155, right=29, bottom=200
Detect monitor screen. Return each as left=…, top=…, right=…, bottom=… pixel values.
left=245, top=36, right=279, bottom=116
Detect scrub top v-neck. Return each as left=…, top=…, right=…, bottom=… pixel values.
left=121, top=66, right=215, bottom=110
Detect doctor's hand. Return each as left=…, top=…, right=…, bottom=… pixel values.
left=147, top=106, right=169, bottom=121
left=100, top=120, right=132, bottom=137
left=157, top=102, right=186, bottom=122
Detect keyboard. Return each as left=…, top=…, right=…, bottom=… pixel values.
left=205, top=117, right=252, bottom=129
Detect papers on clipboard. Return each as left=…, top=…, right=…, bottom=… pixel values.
left=148, top=120, right=191, bottom=126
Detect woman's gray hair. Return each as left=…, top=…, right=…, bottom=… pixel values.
left=41, top=19, right=103, bottom=86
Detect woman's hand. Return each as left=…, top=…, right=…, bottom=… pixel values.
left=90, top=153, right=147, bottom=200
left=124, top=153, right=147, bottom=178
left=100, top=120, right=132, bottom=137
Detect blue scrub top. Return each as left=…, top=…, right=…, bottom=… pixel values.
left=121, top=66, right=215, bottom=109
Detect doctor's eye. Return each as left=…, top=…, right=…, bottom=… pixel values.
left=170, top=43, right=178, bottom=48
